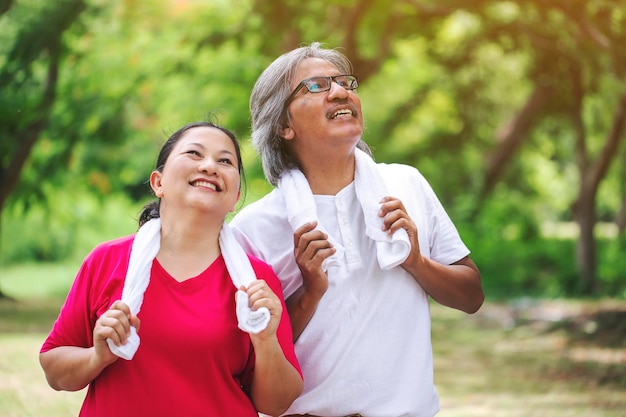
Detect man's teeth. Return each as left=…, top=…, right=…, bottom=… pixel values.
left=193, top=181, right=217, bottom=190
left=332, top=109, right=352, bottom=118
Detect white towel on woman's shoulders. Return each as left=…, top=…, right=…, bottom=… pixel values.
left=219, top=223, right=271, bottom=333
left=277, top=148, right=411, bottom=272
left=106, top=219, right=270, bottom=360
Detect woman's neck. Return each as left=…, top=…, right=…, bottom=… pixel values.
left=156, top=214, right=223, bottom=281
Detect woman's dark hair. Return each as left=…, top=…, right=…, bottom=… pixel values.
left=138, top=120, right=245, bottom=227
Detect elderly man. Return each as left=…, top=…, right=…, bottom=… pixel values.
left=231, top=42, right=484, bottom=417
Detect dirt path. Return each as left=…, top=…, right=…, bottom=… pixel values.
left=432, top=299, right=626, bottom=416
left=1, top=298, right=625, bottom=416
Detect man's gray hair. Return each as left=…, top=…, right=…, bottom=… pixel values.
left=250, top=42, right=371, bottom=186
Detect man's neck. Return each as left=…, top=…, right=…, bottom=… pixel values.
left=300, top=155, right=355, bottom=195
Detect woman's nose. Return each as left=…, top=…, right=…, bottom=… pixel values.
left=199, top=157, right=217, bottom=173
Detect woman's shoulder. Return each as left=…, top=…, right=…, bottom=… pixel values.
left=91, top=234, right=134, bottom=251
left=85, top=234, right=135, bottom=263
left=246, top=254, right=284, bottom=294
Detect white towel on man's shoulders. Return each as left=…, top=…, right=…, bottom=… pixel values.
left=354, top=149, right=412, bottom=269
left=106, top=219, right=270, bottom=360
left=279, top=168, right=345, bottom=271
left=277, top=148, right=411, bottom=272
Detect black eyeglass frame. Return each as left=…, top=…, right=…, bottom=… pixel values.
left=283, top=74, right=359, bottom=108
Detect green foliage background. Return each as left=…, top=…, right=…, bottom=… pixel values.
left=1, top=0, right=626, bottom=299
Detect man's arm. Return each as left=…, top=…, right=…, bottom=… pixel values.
left=287, top=221, right=335, bottom=341
left=379, top=196, right=484, bottom=314
left=404, top=254, right=484, bottom=314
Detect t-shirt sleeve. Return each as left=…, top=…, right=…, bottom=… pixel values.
left=40, top=239, right=129, bottom=353
left=419, top=173, right=471, bottom=265
left=41, top=253, right=99, bottom=353
left=384, top=163, right=470, bottom=265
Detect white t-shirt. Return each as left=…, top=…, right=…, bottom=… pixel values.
left=230, top=162, right=469, bottom=417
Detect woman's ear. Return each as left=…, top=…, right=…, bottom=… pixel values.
left=150, top=171, right=164, bottom=198
left=230, top=190, right=241, bottom=213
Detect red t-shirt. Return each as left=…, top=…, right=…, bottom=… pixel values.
left=41, top=235, right=301, bottom=417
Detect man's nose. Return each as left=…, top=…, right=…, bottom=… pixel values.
left=327, top=80, right=349, bottom=100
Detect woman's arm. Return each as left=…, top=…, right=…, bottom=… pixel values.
left=39, top=300, right=139, bottom=391
left=249, top=335, right=303, bottom=416
left=244, top=280, right=303, bottom=416
left=39, top=346, right=111, bottom=391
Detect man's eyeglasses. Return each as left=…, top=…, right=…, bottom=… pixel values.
left=284, top=75, right=359, bottom=107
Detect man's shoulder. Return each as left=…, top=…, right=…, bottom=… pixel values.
left=229, top=187, right=294, bottom=268
left=376, top=161, right=427, bottom=188
left=231, top=188, right=284, bottom=226
left=377, top=160, right=421, bottom=176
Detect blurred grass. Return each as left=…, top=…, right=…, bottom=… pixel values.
left=1, top=262, right=625, bottom=416
left=0, top=262, right=85, bottom=415
left=0, top=333, right=84, bottom=416
left=0, top=261, right=79, bottom=300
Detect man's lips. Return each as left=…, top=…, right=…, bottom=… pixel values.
left=327, top=103, right=358, bottom=119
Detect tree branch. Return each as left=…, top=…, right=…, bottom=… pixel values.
left=588, top=89, right=626, bottom=192
left=0, top=40, right=60, bottom=213
left=482, top=82, right=554, bottom=196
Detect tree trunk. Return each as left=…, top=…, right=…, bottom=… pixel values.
left=573, top=194, right=597, bottom=294
left=617, top=150, right=626, bottom=237
left=617, top=203, right=626, bottom=238
left=0, top=20, right=65, bottom=301
left=568, top=58, right=626, bottom=294
left=0, top=197, right=12, bottom=300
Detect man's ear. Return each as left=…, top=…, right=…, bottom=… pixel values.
left=150, top=171, right=164, bottom=198
left=279, top=124, right=295, bottom=140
